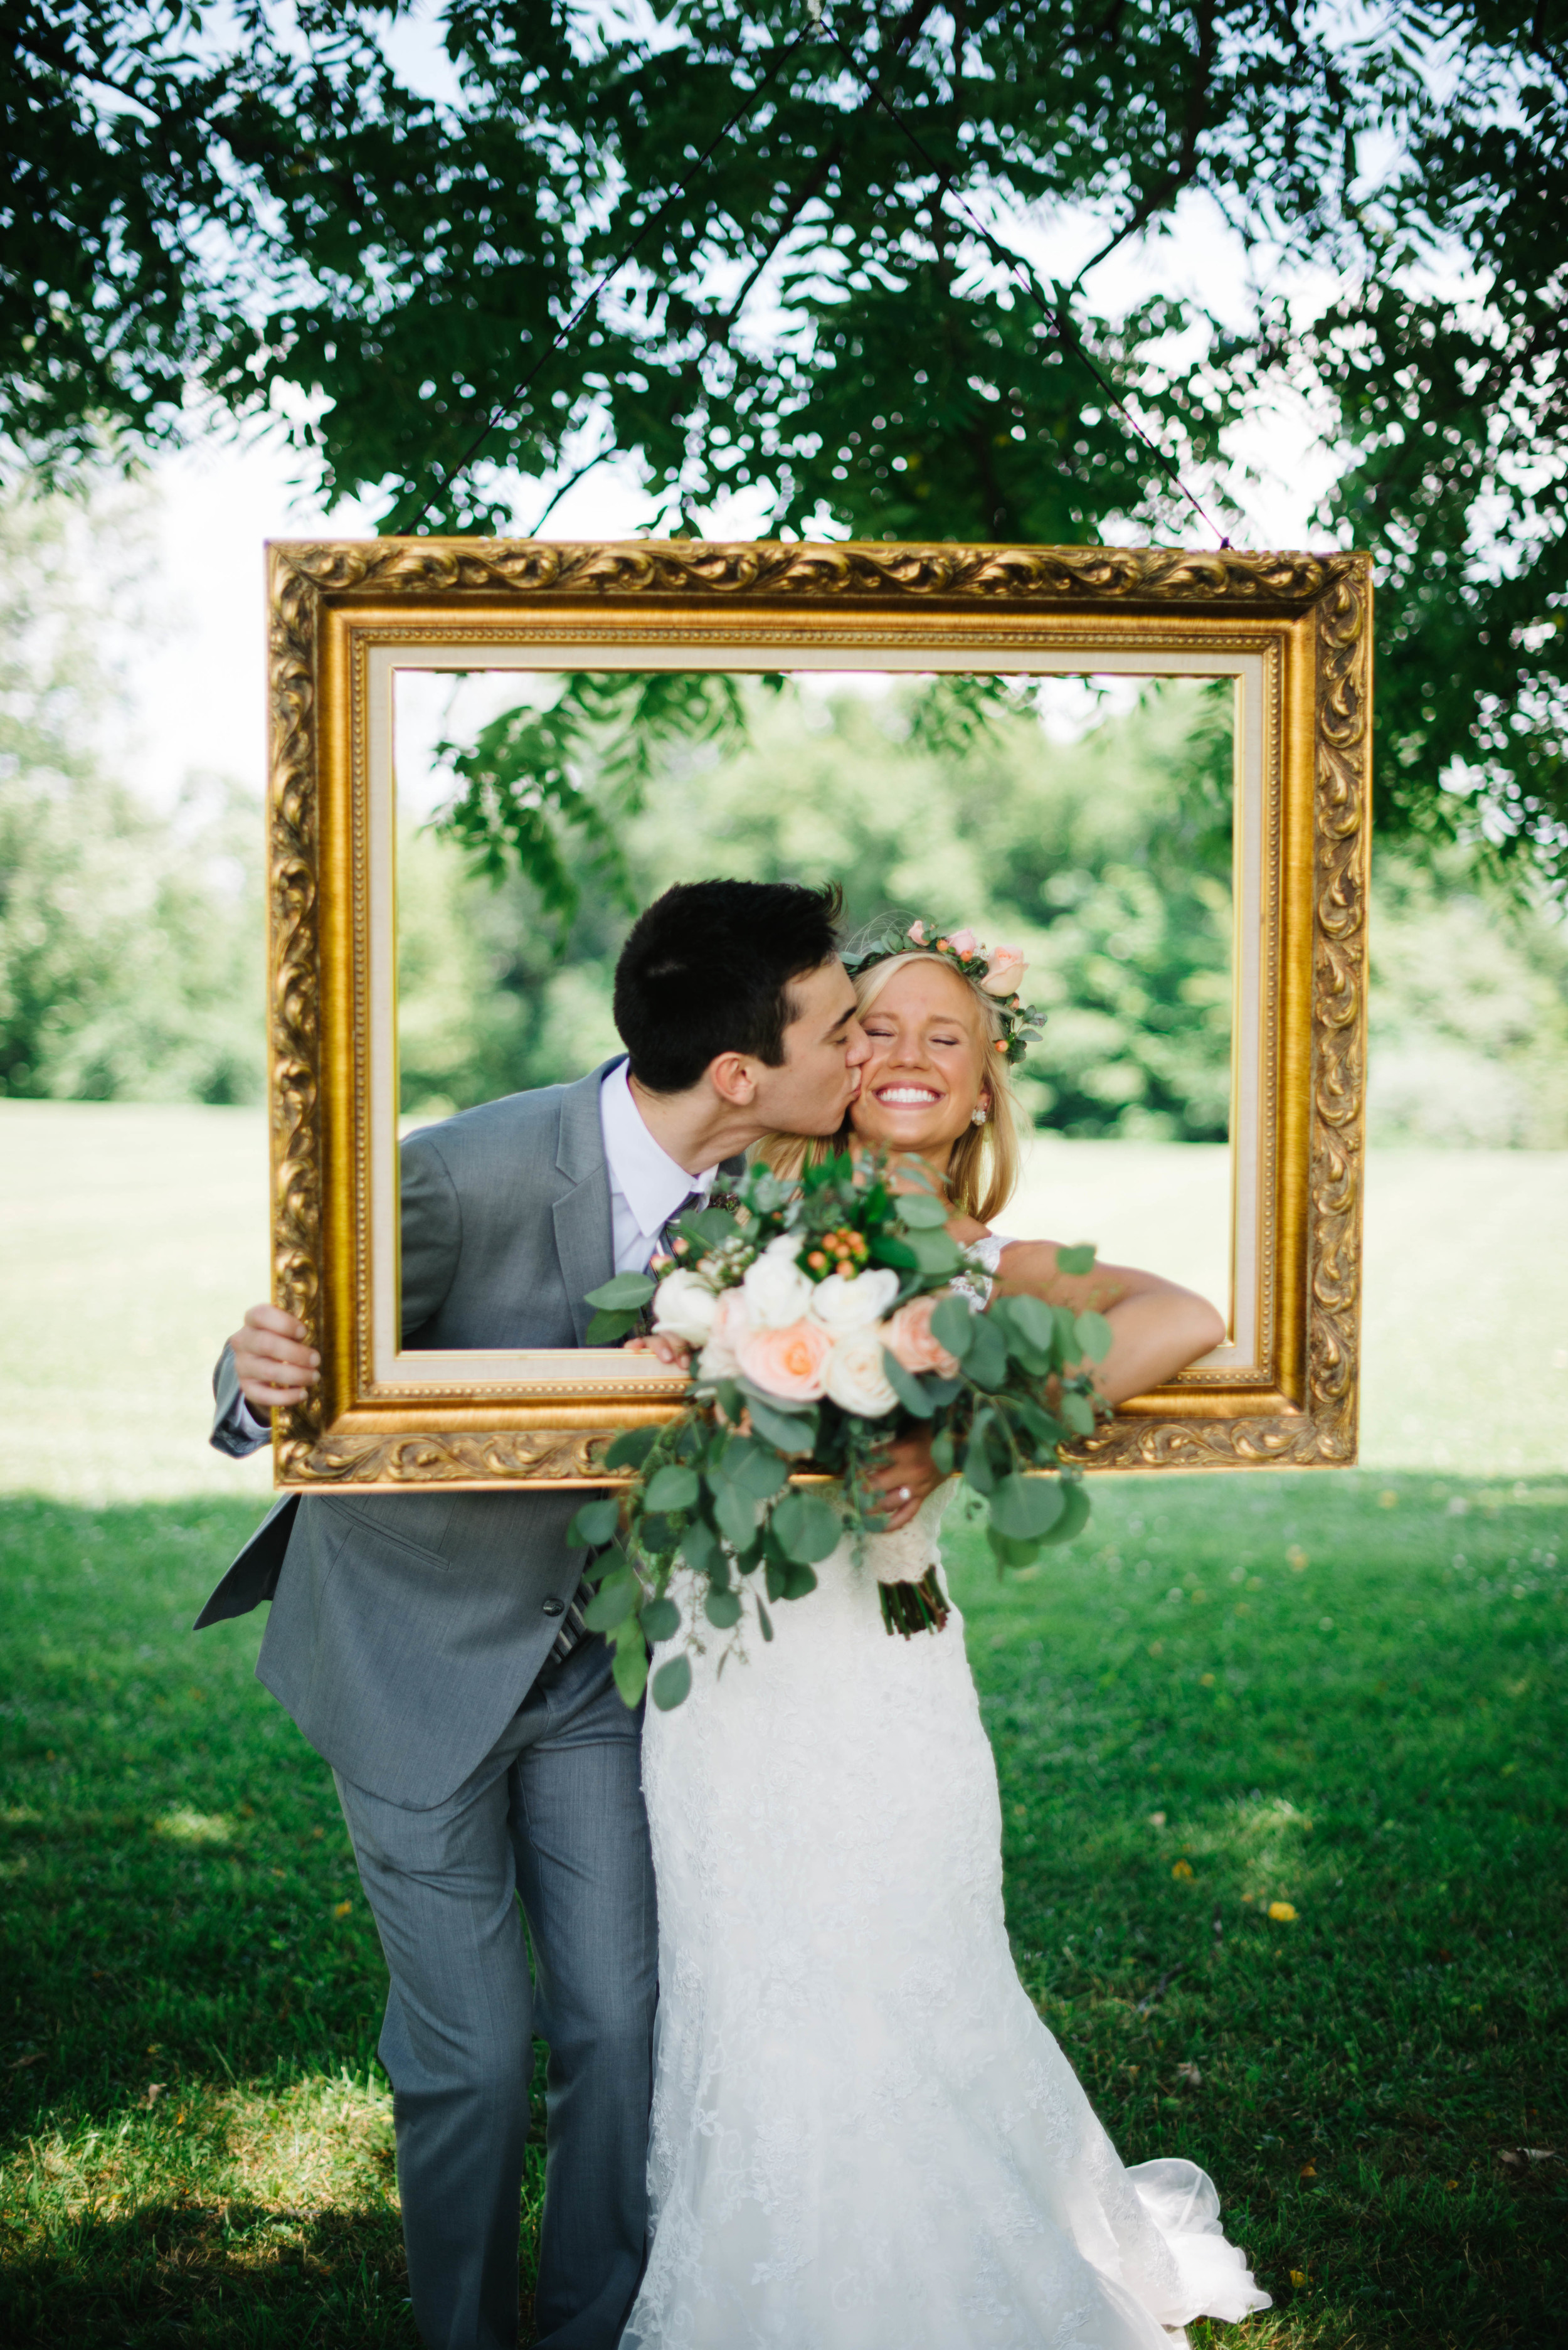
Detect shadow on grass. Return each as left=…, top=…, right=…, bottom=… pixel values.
left=1, top=2199, right=415, bottom=2349
left=3, top=1479, right=1564, bottom=2346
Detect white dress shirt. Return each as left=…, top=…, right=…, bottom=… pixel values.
left=598, top=1058, right=719, bottom=1273
left=233, top=1063, right=716, bottom=1439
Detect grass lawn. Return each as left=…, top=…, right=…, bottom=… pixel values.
left=1, top=1472, right=1562, bottom=2346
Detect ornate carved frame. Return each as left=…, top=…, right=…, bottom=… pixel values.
left=266, top=538, right=1371, bottom=1488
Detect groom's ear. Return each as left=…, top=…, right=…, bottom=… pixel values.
left=706, top=1051, right=758, bottom=1108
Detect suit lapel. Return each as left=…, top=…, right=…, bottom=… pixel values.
left=551, top=1059, right=619, bottom=1346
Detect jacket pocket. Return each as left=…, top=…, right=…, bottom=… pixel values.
left=314, top=1491, right=460, bottom=1568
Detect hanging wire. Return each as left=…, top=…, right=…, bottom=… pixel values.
left=817, top=9, right=1234, bottom=549
left=391, top=19, right=817, bottom=534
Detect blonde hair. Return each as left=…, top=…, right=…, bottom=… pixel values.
left=758, top=949, right=1022, bottom=1226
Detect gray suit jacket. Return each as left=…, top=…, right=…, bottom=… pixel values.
left=198, top=1058, right=632, bottom=1809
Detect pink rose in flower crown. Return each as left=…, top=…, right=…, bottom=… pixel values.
left=734, top=1315, right=834, bottom=1402
left=947, top=928, right=980, bottom=959
left=884, top=1292, right=961, bottom=1378
left=980, top=944, right=1026, bottom=996
left=907, top=918, right=928, bottom=944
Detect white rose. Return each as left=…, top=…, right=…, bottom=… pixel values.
left=696, top=1289, right=746, bottom=1380
left=741, top=1247, right=815, bottom=1329
left=763, top=1231, right=803, bottom=1258
left=651, top=1268, right=720, bottom=1347
left=808, top=1265, right=901, bottom=1333
left=823, top=1327, right=899, bottom=1418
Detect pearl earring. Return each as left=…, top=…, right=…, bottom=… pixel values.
left=971, top=1105, right=988, bottom=1127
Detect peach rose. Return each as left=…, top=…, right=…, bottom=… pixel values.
left=980, top=945, right=1026, bottom=995
left=734, top=1315, right=834, bottom=1402
left=908, top=918, right=928, bottom=943
left=948, top=927, right=979, bottom=957
left=884, top=1292, right=961, bottom=1378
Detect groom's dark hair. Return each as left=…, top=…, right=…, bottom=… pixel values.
left=614, top=879, right=844, bottom=1095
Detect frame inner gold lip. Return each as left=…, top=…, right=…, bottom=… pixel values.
left=268, top=537, right=1369, bottom=1486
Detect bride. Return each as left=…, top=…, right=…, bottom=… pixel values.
left=622, top=929, right=1271, bottom=2349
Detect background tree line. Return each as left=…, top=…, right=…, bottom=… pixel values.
left=4, top=1, right=1567, bottom=898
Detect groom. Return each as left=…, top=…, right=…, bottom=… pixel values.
left=199, top=878, right=935, bottom=2350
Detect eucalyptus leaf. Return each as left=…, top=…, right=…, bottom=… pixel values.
left=781, top=1561, right=818, bottom=1601
left=964, top=1314, right=1009, bottom=1390
left=1074, top=1309, right=1114, bottom=1364
left=756, top=1598, right=774, bottom=1642
left=963, top=1413, right=998, bottom=1495
left=726, top=1440, right=790, bottom=1502
left=612, top=1637, right=649, bottom=1707
left=638, top=1597, right=681, bottom=1644
left=770, top=1487, right=843, bottom=1564
left=743, top=1392, right=820, bottom=1455
left=1006, top=1293, right=1056, bottom=1353
left=584, top=1271, right=658, bottom=1311
left=678, top=1518, right=721, bottom=1578
left=897, top=1192, right=951, bottom=1230
left=567, top=1496, right=620, bottom=1549
left=604, top=1426, right=659, bottom=1472
left=765, top=1557, right=787, bottom=1601
left=651, top=1656, right=692, bottom=1711
left=583, top=1569, right=639, bottom=1631
left=704, top=1586, right=742, bottom=1628
left=586, top=1307, right=641, bottom=1344
left=931, top=1427, right=956, bottom=1477
left=1039, top=1478, right=1092, bottom=1546
left=868, top=1232, right=918, bottom=1271
left=679, top=1205, right=741, bottom=1248
left=1061, top=1391, right=1098, bottom=1437
left=710, top=1480, right=761, bottom=1555
left=908, top=1227, right=964, bottom=1276
left=1056, top=1243, right=1098, bottom=1277
left=989, top=1472, right=1066, bottom=1542
left=930, top=1295, right=975, bottom=1361
left=881, top=1348, right=935, bottom=1418
left=644, top=1464, right=699, bottom=1513
left=987, top=1523, right=1043, bottom=1571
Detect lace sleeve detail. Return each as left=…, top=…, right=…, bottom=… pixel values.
left=952, top=1230, right=1019, bottom=1307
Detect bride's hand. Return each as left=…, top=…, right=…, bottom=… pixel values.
left=864, top=1427, right=943, bottom=1532
left=625, top=1332, right=694, bottom=1371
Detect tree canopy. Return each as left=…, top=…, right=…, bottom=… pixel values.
left=4, top=1, right=1565, bottom=885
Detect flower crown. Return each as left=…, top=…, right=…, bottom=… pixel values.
left=842, top=917, right=1045, bottom=1065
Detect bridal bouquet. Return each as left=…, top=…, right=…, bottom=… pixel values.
left=568, top=1153, right=1111, bottom=1711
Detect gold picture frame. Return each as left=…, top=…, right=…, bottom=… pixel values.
left=265, top=537, right=1372, bottom=1489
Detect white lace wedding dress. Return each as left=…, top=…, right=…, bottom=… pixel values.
left=623, top=1242, right=1270, bottom=2350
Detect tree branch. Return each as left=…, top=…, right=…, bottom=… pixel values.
left=1069, top=0, right=1217, bottom=287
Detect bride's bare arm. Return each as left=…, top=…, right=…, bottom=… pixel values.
left=987, top=1241, right=1225, bottom=1406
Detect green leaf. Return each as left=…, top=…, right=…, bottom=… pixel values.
left=741, top=1391, right=820, bottom=1455
left=1012, top=1397, right=1067, bottom=1455
left=583, top=1568, right=640, bottom=1631
left=987, top=1523, right=1042, bottom=1571
left=584, top=1271, right=657, bottom=1312
left=924, top=1374, right=962, bottom=1406
left=1056, top=1243, right=1098, bottom=1277
left=1005, top=1293, right=1056, bottom=1354
left=881, top=1348, right=935, bottom=1418
left=931, top=1296, right=975, bottom=1360
left=1039, top=1479, right=1092, bottom=1546
left=1074, top=1309, right=1114, bottom=1364
left=725, top=1439, right=790, bottom=1502
left=651, top=1656, right=692, bottom=1711
left=780, top=1561, right=818, bottom=1601
left=568, top=1496, right=621, bottom=1549
left=756, top=1599, right=774, bottom=1642
left=714, top=1379, right=742, bottom=1426
left=710, top=1479, right=761, bottom=1555
left=770, top=1487, right=844, bottom=1564
left=679, top=1206, right=741, bottom=1248
left=704, top=1587, right=742, bottom=1629
left=988, top=1472, right=1066, bottom=1542
left=678, top=1518, right=721, bottom=1579
left=586, top=1307, right=642, bottom=1344
left=963, top=1410, right=997, bottom=1494
left=965, top=1315, right=1009, bottom=1390
left=868, top=1232, right=918, bottom=1271
left=605, top=1427, right=660, bottom=1472
left=1061, top=1390, right=1098, bottom=1436
left=638, top=1597, right=681, bottom=1644
left=898, top=1192, right=951, bottom=1230
left=908, top=1226, right=964, bottom=1276
left=931, top=1427, right=956, bottom=1477
left=612, top=1635, right=649, bottom=1708
left=644, top=1464, right=699, bottom=1513
left=765, top=1556, right=787, bottom=1601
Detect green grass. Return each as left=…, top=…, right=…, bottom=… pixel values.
left=1, top=1473, right=1564, bottom=2345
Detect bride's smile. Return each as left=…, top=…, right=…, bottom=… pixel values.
left=851, top=960, right=992, bottom=1166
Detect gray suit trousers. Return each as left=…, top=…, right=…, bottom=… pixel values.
left=334, top=1631, right=657, bottom=2350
